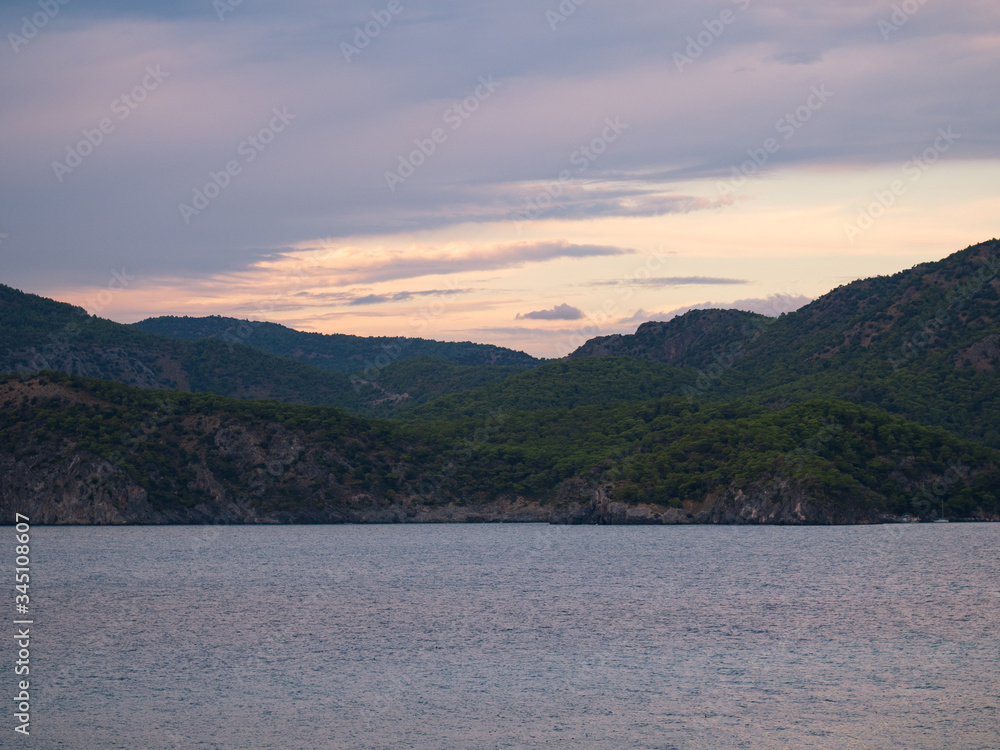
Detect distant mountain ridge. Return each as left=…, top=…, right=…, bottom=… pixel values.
left=3, top=239, right=998, bottom=436
left=132, top=315, right=540, bottom=374
left=3, top=239, right=1000, bottom=525
left=0, top=285, right=534, bottom=416
left=718, top=239, right=1000, bottom=444
left=559, top=239, right=1000, bottom=446
left=569, top=309, right=771, bottom=368
left=568, top=240, right=999, bottom=381
left=735, top=239, right=1000, bottom=370
left=0, top=283, right=386, bottom=412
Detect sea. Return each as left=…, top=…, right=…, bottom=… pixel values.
left=21, top=523, right=1000, bottom=749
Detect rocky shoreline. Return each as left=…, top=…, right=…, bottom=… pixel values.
left=5, top=469, right=996, bottom=526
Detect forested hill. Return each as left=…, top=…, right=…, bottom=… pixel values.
left=716, top=239, right=1000, bottom=445
left=2, top=239, right=1000, bottom=525
left=566, top=239, right=999, bottom=386
left=132, top=315, right=540, bottom=373
left=733, top=238, right=1000, bottom=380
left=569, top=309, right=772, bottom=368
left=0, top=283, right=386, bottom=412
left=2, top=372, right=997, bottom=525
left=555, top=240, right=1000, bottom=447
left=402, top=357, right=697, bottom=420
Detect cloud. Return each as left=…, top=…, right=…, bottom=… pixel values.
left=592, top=276, right=748, bottom=287
left=7, top=0, right=997, bottom=290
left=677, top=293, right=814, bottom=318
left=278, top=240, right=632, bottom=285
left=507, top=189, right=733, bottom=225
left=348, top=289, right=467, bottom=306
left=3, top=0, right=999, bottom=367
left=617, top=308, right=652, bottom=325
left=516, top=303, right=584, bottom=321
left=633, top=293, right=814, bottom=323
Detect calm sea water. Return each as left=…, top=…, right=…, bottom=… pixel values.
left=20, top=524, right=1000, bottom=749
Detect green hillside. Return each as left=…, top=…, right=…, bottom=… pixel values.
left=550, top=240, right=1000, bottom=446
left=3, top=239, right=1000, bottom=524
left=1, top=372, right=996, bottom=524
left=132, top=315, right=540, bottom=373
left=0, top=283, right=385, bottom=411
left=361, top=357, right=526, bottom=417
left=719, top=239, right=1000, bottom=444
left=411, top=396, right=998, bottom=518
left=402, top=357, right=696, bottom=420
left=569, top=308, right=772, bottom=368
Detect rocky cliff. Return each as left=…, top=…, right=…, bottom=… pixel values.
left=9, top=455, right=991, bottom=525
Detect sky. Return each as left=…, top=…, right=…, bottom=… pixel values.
left=1, top=0, right=998, bottom=357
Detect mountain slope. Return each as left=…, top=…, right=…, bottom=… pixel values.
left=724, top=239, right=1000, bottom=444
left=563, top=239, right=1000, bottom=446
left=4, top=239, right=1000, bottom=525
left=735, top=239, right=1000, bottom=378
left=2, top=372, right=997, bottom=524
left=569, top=308, right=772, bottom=368
left=359, top=357, right=526, bottom=416
left=132, top=315, right=539, bottom=373
left=401, top=357, right=697, bottom=421
left=0, top=283, right=387, bottom=411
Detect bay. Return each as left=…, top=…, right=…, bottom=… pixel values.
left=25, top=523, right=1000, bottom=749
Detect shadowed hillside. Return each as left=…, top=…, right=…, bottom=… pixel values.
left=0, top=284, right=384, bottom=411
left=3, top=239, right=1000, bottom=524
left=569, top=309, right=772, bottom=369
left=133, top=315, right=540, bottom=373
left=1, top=372, right=997, bottom=524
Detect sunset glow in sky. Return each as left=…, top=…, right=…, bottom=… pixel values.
left=2, top=0, right=998, bottom=356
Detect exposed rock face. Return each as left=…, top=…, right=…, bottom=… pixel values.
left=3, top=452, right=994, bottom=525
left=697, top=479, right=884, bottom=524
left=0, top=346, right=171, bottom=390
left=956, top=333, right=1000, bottom=372
left=543, top=477, right=895, bottom=525
left=569, top=309, right=771, bottom=369
left=2, top=452, right=158, bottom=525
